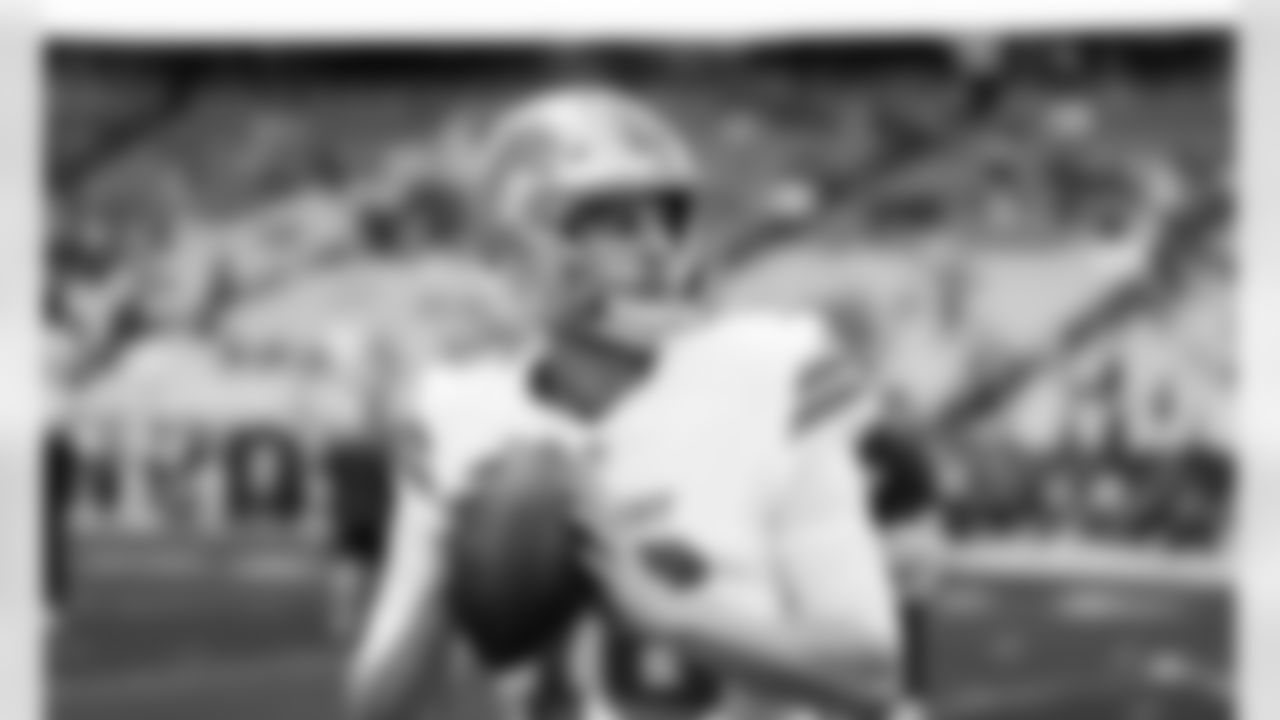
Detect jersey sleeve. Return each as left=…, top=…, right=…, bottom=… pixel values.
left=790, top=307, right=883, bottom=444
left=771, top=322, right=903, bottom=654
left=771, top=425, right=902, bottom=655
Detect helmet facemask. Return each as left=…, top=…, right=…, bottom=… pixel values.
left=551, top=183, right=697, bottom=303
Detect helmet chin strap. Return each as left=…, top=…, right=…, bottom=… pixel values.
left=533, top=298, right=660, bottom=422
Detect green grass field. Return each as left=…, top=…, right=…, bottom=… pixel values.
left=50, top=540, right=1232, bottom=720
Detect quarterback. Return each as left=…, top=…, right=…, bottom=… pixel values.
left=345, top=85, right=919, bottom=720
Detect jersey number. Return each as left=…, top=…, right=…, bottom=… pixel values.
left=600, top=624, right=723, bottom=714
left=533, top=622, right=723, bottom=719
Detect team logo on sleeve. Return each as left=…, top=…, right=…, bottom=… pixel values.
left=792, top=304, right=879, bottom=435
left=793, top=347, right=866, bottom=435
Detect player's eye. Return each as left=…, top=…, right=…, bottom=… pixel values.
left=561, top=190, right=691, bottom=246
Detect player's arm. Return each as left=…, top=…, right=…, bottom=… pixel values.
left=345, top=375, right=453, bottom=720
left=764, top=388, right=909, bottom=708
left=615, top=553, right=904, bottom=719
left=587, top=329, right=910, bottom=717
left=682, top=386, right=908, bottom=713
left=592, top=492, right=906, bottom=720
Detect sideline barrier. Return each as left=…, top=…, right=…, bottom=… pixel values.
left=892, top=531, right=1229, bottom=590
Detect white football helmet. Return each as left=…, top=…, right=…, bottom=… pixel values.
left=478, top=85, right=700, bottom=236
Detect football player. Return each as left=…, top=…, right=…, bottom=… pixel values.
left=320, top=416, right=397, bottom=638
left=345, top=85, right=921, bottom=720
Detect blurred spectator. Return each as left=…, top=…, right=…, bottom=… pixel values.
left=224, top=426, right=306, bottom=531
left=44, top=427, right=77, bottom=627
left=321, top=429, right=394, bottom=636
left=143, top=423, right=209, bottom=532
left=66, top=422, right=124, bottom=530
left=859, top=425, right=938, bottom=524
left=45, top=44, right=1232, bottom=558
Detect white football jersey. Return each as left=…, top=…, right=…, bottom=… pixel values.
left=370, top=306, right=899, bottom=720
left=576, top=308, right=901, bottom=720
left=599, top=311, right=832, bottom=577
left=404, top=352, right=589, bottom=502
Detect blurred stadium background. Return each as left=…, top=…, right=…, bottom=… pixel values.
left=44, top=30, right=1233, bottom=720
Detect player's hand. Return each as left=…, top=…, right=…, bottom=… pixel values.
left=585, top=534, right=713, bottom=641
left=577, top=487, right=723, bottom=642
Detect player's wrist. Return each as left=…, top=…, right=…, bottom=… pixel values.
left=622, top=585, right=722, bottom=646
left=619, top=602, right=696, bottom=647
left=592, top=554, right=698, bottom=641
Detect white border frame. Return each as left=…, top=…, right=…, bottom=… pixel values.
left=1242, top=8, right=1276, bottom=720
left=41, top=0, right=1231, bottom=38
left=3, top=2, right=39, bottom=720
left=25, top=4, right=1245, bottom=720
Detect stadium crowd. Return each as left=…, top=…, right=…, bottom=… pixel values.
left=42, top=36, right=1233, bottom=608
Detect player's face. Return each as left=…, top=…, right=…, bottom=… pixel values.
left=557, top=188, right=692, bottom=302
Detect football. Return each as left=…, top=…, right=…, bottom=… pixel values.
left=444, top=441, right=594, bottom=670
